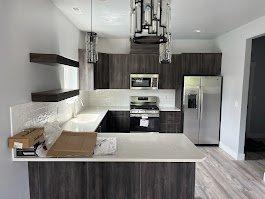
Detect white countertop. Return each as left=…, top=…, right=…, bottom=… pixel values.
left=62, top=106, right=181, bottom=132
left=13, top=133, right=205, bottom=162
left=13, top=106, right=203, bottom=163
left=62, top=107, right=109, bottom=132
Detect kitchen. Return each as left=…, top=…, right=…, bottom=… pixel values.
left=2, top=0, right=265, bottom=199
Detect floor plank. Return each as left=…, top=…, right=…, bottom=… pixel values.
left=195, top=147, right=265, bottom=199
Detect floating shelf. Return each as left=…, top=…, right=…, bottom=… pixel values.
left=31, top=89, right=79, bottom=102
left=30, top=53, right=79, bottom=68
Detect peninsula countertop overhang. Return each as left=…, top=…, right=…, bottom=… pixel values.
left=13, top=133, right=205, bottom=162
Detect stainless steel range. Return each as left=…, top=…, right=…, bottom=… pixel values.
left=130, top=96, right=160, bottom=133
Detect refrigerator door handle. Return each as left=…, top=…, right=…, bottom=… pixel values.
left=197, top=89, right=200, bottom=120
left=200, top=87, right=204, bottom=120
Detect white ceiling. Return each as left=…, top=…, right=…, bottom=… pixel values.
left=51, top=0, right=265, bottom=39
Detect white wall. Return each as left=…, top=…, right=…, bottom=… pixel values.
left=215, top=15, right=265, bottom=160
left=97, top=38, right=219, bottom=54
left=0, top=0, right=84, bottom=198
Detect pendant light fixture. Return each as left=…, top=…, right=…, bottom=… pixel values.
left=130, top=0, right=172, bottom=63
left=130, top=0, right=171, bottom=44
left=86, top=0, right=98, bottom=63
left=159, top=32, right=172, bottom=64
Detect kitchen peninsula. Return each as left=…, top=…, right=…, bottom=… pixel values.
left=14, top=108, right=205, bottom=199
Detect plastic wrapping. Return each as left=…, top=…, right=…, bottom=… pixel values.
left=43, top=121, right=62, bottom=150
left=94, top=137, right=117, bottom=156
left=35, top=144, right=47, bottom=157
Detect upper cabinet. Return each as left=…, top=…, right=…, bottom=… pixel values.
left=109, top=54, right=130, bottom=89
left=93, top=53, right=222, bottom=90
left=181, top=53, right=222, bottom=76
left=159, top=54, right=181, bottom=89
left=129, top=54, right=159, bottom=74
left=94, top=53, right=110, bottom=89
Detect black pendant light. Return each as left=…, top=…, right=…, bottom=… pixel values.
left=131, top=0, right=172, bottom=63
left=130, top=0, right=171, bottom=44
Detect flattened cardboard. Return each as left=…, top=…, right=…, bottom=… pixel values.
left=8, top=128, right=44, bottom=149
left=47, top=131, right=97, bottom=157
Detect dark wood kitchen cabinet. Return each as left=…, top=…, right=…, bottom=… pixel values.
left=109, top=54, right=130, bottom=89
left=160, top=111, right=182, bottom=133
left=129, top=54, right=159, bottom=74
left=159, top=54, right=182, bottom=89
left=94, top=52, right=221, bottom=90
left=29, top=162, right=195, bottom=199
left=94, top=53, right=109, bottom=89
left=107, top=111, right=130, bottom=132
left=28, top=162, right=84, bottom=199
left=181, top=53, right=222, bottom=76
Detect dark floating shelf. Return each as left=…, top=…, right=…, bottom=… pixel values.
left=30, top=53, right=79, bottom=68
left=31, top=89, right=79, bottom=102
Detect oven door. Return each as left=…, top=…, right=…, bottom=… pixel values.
left=130, top=114, right=160, bottom=133
left=130, top=77, right=152, bottom=89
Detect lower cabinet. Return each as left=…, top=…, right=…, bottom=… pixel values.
left=107, top=111, right=130, bottom=133
left=29, top=162, right=195, bottom=199
left=160, top=111, right=182, bottom=133
left=96, top=111, right=130, bottom=133
left=96, top=111, right=182, bottom=133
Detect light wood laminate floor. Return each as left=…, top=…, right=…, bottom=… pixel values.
left=196, top=147, right=265, bottom=199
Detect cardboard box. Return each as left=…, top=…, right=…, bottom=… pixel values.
left=8, top=128, right=44, bottom=149
left=47, top=131, right=97, bottom=157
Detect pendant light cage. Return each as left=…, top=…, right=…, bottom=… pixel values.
left=130, top=0, right=171, bottom=44
left=131, top=0, right=172, bottom=63
left=86, top=32, right=98, bottom=63
left=159, top=32, right=172, bottom=64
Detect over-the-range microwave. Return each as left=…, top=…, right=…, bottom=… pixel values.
left=130, top=74, right=159, bottom=90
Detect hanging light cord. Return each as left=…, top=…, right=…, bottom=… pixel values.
left=90, top=0, right=93, bottom=33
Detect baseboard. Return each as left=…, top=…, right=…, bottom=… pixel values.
left=219, top=142, right=245, bottom=160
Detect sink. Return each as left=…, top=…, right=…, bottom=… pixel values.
left=71, top=113, right=100, bottom=123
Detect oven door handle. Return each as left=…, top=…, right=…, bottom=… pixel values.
left=130, top=113, right=160, bottom=118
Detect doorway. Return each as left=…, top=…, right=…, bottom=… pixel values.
left=245, top=36, right=265, bottom=160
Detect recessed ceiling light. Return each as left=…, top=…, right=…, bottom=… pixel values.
left=72, top=7, right=83, bottom=14
left=194, top=29, right=201, bottom=33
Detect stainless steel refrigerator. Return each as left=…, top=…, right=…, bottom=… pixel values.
left=183, top=76, right=222, bottom=145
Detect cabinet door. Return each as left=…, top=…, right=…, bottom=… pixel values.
left=102, top=163, right=140, bottom=199
left=202, top=53, right=222, bottom=75
left=94, top=53, right=109, bottom=89
left=159, top=54, right=181, bottom=89
left=181, top=53, right=203, bottom=75
left=28, top=162, right=84, bottom=199
left=108, top=111, right=130, bottom=132
left=109, top=54, right=130, bottom=89
left=181, top=53, right=222, bottom=76
left=160, top=111, right=182, bottom=133
left=129, top=54, right=159, bottom=74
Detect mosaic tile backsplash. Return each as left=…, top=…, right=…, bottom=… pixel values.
left=10, top=96, right=83, bottom=134
left=10, top=89, right=176, bottom=134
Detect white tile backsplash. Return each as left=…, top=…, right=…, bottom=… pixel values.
left=80, top=89, right=176, bottom=107
left=10, top=96, right=83, bottom=134
left=10, top=90, right=176, bottom=134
